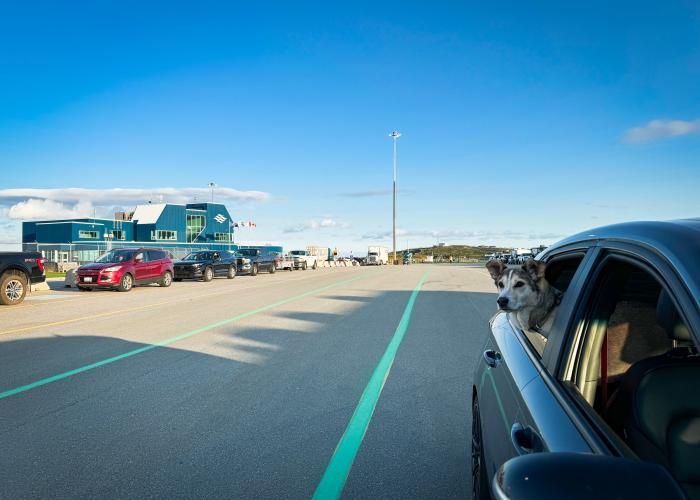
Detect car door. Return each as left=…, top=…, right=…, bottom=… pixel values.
left=212, top=252, right=225, bottom=275
left=132, top=251, right=149, bottom=282
left=144, top=251, right=161, bottom=281
left=478, top=247, right=598, bottom=484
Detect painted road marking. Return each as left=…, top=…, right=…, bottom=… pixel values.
left=313, top=271, right=429, bottom=500
left=0, top=271, right=383, bottom=400
left=0, top=269, right=369, bottom=337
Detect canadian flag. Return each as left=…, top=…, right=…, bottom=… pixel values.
left=234, top=221, right=257, bottom=228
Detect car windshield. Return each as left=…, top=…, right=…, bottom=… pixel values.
left=95, top=250, right=135, bottom=263
left=290, top=251, right=305, bottom=255
left=183, top=252, right=213, bottom=261
left=238, top=249, right=257, bottom=256
left=368, top=252, right=378, bottom=256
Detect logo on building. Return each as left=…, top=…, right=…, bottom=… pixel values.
left=214, top=214, right=227, bottom=224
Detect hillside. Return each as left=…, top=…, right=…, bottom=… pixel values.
left=408, top=245, right=509, bottom=263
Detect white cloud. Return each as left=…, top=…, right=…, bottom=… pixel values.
left=0, top=187, right=270, bottom=206
left=283, top=218, right=350, bottom=233
left=623, top=119, right=700, bottom=143
left=0, top=186, right=272, bottom=221
left=7, top=199, right=98, bottom=220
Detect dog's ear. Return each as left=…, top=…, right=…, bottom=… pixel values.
left=486, top=259, right=507, bottom=281
left=523, top=259, right=546, bottom=282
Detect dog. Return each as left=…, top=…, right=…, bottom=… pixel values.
left=485, top=259, right=562, bottom=337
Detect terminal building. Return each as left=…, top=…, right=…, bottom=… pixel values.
left=22, top=202, right=281, bottom=263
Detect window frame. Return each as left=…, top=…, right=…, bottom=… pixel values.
left=551, top=240, right=700, bottom=458
left=151, top=230, right=177, bottom=241
left=78, top=230, right=98, bottom=239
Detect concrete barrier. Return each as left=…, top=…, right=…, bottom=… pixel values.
left=64, top=269, right=78, bottom=288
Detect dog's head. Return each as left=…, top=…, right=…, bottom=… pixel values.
left=485, top=259, right=547, bottom=312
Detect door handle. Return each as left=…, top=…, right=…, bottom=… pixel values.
left=510, top=423, right=544, bottom=455
left=483, top=349, right=502, bottom=368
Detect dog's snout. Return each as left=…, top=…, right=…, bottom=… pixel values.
left=497, top=297, right=509, bottom=308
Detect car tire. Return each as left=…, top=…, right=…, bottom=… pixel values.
left=159, top=271, right=173, bottom=287
left=302, top=262, right=308, bottom=271
left=472, top=395, right=491, bottom=500
left=0, top=272, right=28, bottom=305
left=227, top=266, right=236, bottom=279
left=118, top=273, right=134, bottom=292
left=312, top=261, right=317, bottom=270
left=269, top=264, right=276, bottom=274
left=251, top=264, right=258, bottom=276
left=203, top=267, right=214, bottom=282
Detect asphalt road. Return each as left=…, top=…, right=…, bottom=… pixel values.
left=0, top=265, right=496, bottom=499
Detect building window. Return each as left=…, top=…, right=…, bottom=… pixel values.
left=186, top=214, right=205, bottom=243
left=79, top=230, right=98, bottom=239
left=214, top=232, right=232, bottom=242
left=151, top=230, right=177, bottom=241
left=112, top=230, right=125, bottom=240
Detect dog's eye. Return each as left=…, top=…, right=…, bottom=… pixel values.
left=498, top=281, right=504, bottom=289
left=514, top=281, right=525, bottom=288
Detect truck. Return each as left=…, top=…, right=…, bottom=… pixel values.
left=0, top=251, right=46, bottom=305
left=367, top=246, right=389, bottom=266
left=306, top=246, right=331, bottom=262
left=235, top=248, right=277, bottom=275
left=289, top=250, right=318, bottom=270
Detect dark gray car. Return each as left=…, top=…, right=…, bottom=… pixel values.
left=472, top=219, right=699, bottom=499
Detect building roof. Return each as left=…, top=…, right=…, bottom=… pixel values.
left=131, top=203, right=166, bottom=225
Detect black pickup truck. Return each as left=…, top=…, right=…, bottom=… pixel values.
left=235, top=248, right=277, bottom=276
left=173, top=250, right=238, bottom=282
left=0, top=252, right=46, bottom=305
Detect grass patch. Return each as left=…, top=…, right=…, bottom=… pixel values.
left=45, top=271, right=67, bottom=278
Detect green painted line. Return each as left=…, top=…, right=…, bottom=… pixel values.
left=0, top=272, right=381, bottom=401
left=479, top=368, right=510, bottom=434
left=313, top=271, right=430, bottom=500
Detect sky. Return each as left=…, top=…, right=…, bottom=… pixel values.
left=1, top=1, right=699, bottom=253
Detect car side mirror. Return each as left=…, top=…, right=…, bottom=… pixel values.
left=493, top=452, right=685, bottom=500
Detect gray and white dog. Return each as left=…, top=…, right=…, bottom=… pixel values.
left=485, top=259, right=563, bottom=337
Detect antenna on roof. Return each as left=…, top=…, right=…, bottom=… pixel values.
left=208, top=182, right=216, bottom=203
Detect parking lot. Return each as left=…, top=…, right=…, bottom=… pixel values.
left=0, top=264, right=495, bottom=499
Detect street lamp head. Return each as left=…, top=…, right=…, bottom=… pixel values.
left=389, top=131, right=401, bottom=139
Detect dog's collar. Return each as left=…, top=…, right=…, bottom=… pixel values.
left=531, top=289, right=563, bottom=333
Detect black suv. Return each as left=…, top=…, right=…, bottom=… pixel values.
left=173, top=251, right=237, bottom=282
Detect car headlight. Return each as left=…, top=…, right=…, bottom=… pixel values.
left=104, top=265, right=122, bottom=272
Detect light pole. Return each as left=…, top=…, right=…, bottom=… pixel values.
left=390, top=131, right=401, bottom=265
left=208, top=182, right=216, bottom=203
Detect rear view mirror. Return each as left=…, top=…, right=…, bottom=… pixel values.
left=493, top=452, right=685, bottom=500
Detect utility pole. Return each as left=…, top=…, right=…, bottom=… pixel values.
left=208, top=182, right=216, bottom=203
left=390, top=131, right=401, bottom=265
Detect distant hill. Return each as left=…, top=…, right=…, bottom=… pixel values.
left=407, top=244, right=509, bottom=262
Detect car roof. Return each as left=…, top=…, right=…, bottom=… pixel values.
left=546, top=218, right=700, bottom=298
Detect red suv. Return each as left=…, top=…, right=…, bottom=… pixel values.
left=77, top=248, right=174, bottom=292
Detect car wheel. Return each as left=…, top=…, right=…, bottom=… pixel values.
left=118, top=273, right=133, bottom=292
left=203, top=266, right=214, bottom=282
left=0, top=272, right=28, bottom=305
left=251, top=264, right=258, bottom=276
left=160, top=271, right=173, bottom=287
left=472, top=395, right=491, bottom=500
left=269, top=264, right=276, bottom=274
left=312, top=261, right=317, bottom=270
left=227, top=266, right=236, bottom=279
left=303, top=262, right=308, bottom=271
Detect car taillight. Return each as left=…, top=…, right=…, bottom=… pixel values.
left=36, top=258, right=45, bottom=272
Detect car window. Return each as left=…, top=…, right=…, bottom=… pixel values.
left=517, top=253, right=586, bottom=358
left=560, top=256, right=698, bottom=459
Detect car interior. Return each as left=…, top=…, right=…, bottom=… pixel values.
left=569, top=258, right=700, bottom=499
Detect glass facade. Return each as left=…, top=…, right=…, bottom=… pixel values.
left=187, top=214, right=205, bottom=243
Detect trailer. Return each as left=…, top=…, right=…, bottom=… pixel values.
left=367, top=246, right=388, bottom=265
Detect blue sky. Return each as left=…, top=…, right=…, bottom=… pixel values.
left=1, top=1, right=699, bottom=252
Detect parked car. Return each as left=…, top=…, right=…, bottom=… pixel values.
left=289, top=250, right=318, bottom=270
left=235, top=248, right=277, bottom=275
left=272, top=252, right=295, bottom=271
left=0, top=252, right=45, bottom=305
left=173, top=250, right=237, bottom=281
left=472, top=220, right=699, bottom=500
left=76, top=248, right=174, bottom=292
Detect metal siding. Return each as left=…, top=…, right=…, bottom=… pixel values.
left=22, top=222, right=37, bottom=242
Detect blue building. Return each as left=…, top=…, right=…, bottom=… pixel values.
left=22, top=202, right=281, bottom=263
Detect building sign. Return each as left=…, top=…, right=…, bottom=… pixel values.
left=214, top=214, right=227, bottom=224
